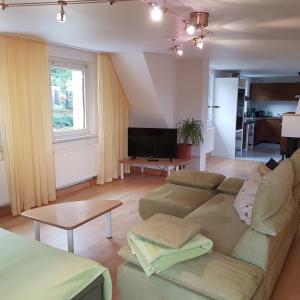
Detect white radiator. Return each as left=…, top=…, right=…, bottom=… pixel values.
left=54, top=138, right=98, bottom=189
left=0, top=160, right=10, bottom=206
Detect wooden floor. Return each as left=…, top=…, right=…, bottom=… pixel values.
left=1, top=156, right=300, bottom=300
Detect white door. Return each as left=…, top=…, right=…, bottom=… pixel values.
left=213, top=78, right=239, bottom=158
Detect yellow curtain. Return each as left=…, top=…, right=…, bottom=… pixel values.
left=0, top=35, right=56, bottom=215
left=97, top=54, right=129, bottom=184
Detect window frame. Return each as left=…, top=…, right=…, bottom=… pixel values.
left=49, top=57, right=94, bottom=142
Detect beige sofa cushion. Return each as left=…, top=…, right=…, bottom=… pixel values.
left=217, top=177, right=246, bottom=195
left=251, top=159, right=295, bottom=236
left=291, top=149, right=300, bottom=186
left=139, top=183, right=218, bottom=220
left=130, top=213, right=201, bottom=249
left=166, top=171, right=225, bottom=189
left=185, top=193, right=249, bottom=255
left=119, top=247, right=264, bottom=300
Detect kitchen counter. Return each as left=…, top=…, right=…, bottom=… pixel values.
left=251, top=118, right=282, bottom=144
left=245, top=117, right=282, bottom=122
left=254, top=117, right=282, bottom=120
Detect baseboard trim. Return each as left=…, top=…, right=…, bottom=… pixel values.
left=56, top=178, right=97, bottom=199
left=131, top=166, right=168, bottom=176
left=0, top=178, right=98, bottom=217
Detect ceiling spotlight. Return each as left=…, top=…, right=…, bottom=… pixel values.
left=175, top=46, right=183, bottom=56
left=186, top=24, right=195, bottom=35
left=150, top=4, right=163, bottom=22
left=197, top=38, right=204, bottom=49
left=194, top=35, right=205, bottom=50
left=56, top=0, right=67, bottom=23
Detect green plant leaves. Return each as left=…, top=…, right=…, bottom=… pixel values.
left=177, top=118, right=204, bottom=146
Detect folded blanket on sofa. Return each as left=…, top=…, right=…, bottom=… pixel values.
left=128, top=232, right=213, bottom=277
left=130, top=213, right=202, bottom=249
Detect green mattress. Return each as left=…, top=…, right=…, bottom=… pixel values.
left=0, top=229, right=112, bottom=300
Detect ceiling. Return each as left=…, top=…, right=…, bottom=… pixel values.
left=1, top=0, right=300, bottom=76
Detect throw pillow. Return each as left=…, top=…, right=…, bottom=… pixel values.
left=233, top=175, right=262, bottom=225
left=217, top=177, right=246, bottom=195
left=166, top=170, right=226, bottom=189
left=130, top=213, right=202, bottom=249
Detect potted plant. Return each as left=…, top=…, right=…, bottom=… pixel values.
left=177, top=118, right=204, bottom=159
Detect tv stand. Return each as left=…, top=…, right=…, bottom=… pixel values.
left=147, top=158, right=159, bottom=162
left=119, top=156, right=199, bottom=180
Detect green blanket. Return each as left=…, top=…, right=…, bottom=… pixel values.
left=0, top=229, right=112, bottom=300
left=127, top=232, right=213, bottom=277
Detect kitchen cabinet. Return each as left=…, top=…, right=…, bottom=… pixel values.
left=250, top=83, right=300, bottom=101
left=254, top=118, right=282, bottom=144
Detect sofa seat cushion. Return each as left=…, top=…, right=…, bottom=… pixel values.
left=119, top=247, right=264, bottom=300
left=166, top=171, right=226, bottom=189
left=139, top=183, right=218, bottom=220
left=0, top=229, right=111, bottom=300
left=185, top=194, right=249, bottom=255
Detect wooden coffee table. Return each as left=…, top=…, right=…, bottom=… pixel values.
left=21, top=199, right=122, bottom=253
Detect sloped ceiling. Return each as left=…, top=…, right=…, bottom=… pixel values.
left=111, top=52, right=168, bottom=128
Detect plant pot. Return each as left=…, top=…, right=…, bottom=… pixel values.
left=176, top=144, right=192, bottom=159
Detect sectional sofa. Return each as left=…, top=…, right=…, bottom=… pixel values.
left=117, top=149, right=300, bottom=300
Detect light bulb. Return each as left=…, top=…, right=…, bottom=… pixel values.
left=197, top=40, right=204, bottom=49
left=57, top=1, right=67, bottom=23
left=176, top=48, right=183, bottom=56
left=186, top=24, right=195, bottom=35
left=151, top=5, right=163, bottom=22
left=56, top=11, right=66, bottom=22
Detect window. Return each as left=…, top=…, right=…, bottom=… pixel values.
left=50, top=59, right=93, bottom=141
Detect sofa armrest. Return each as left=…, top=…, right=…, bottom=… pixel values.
left=118, top=246, right=264, bottom=300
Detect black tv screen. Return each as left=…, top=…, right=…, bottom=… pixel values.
left=128, top=127, right=177, bottom=159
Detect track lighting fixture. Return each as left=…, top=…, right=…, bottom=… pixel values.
left=196, top=36, right=204, bottom=49
left=185, top=23, right=195, bottom=35
left=175, top=46, right=183, bottom=56
left=0, top=0, right=213, bottom=52
left=150, top=4, right=163, bottom=22
left=56, top=0, right=66, bottom=23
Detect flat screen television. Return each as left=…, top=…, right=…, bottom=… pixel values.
left=128, top=127, right=177, bottom=159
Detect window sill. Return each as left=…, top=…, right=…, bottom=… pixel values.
left=53, top=134, right=98, bottom=144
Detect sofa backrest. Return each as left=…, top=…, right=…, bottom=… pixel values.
left=291, top=149, right=300, bottom=205
left=232, top=158, right=299, bottom=271
left=251, top=159, right=295, bottom=236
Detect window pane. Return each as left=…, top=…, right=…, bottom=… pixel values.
left=50, top=67, right=85, bottom=131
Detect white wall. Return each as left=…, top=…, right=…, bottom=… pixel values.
left=144, top=53, right=177, bottom=128
left=251, top=76, right=300, bottom=84
left=111, top=53, right=168, bottom=128
left=175, top=58, right=209, bottom=170
left=0, top=161, right=10, bottom=206
left=112, top=53, right=209, bottom=170
left=249, top=100, right=298, bottom=115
